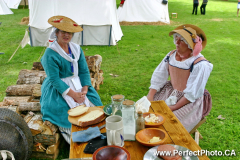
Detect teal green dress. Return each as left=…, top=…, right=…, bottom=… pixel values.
left=40, top=47, right=102, bottom=128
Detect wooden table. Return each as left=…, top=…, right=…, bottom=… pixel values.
left=69, top=100, right=209, bottom=160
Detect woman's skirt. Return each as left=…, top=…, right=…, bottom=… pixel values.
left=59, top=101, right=96, bottom=144
left=153, top=81, right=203, bottom=132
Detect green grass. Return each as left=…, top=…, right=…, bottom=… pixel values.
left=1, top=0, right=240, bottom=159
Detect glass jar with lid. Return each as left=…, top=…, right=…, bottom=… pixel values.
left=122, top=100, right=136, bottom=141
left=111, top=94, right=125, bottom=116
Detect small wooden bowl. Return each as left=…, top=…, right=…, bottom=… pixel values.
left=143, top=112, right=166, bottom=128
left=93, top=145, right=131, bottom=160
left=136, top=128, right=168, bottom=147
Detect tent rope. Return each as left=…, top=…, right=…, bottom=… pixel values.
left=37, top=47, right=46, bottom=61
left=7, top=43, right=21, bottom=62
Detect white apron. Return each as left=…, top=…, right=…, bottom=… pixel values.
left=61, top=76, right=90, bottom=108
left=50, top=41, right=90, bottom=108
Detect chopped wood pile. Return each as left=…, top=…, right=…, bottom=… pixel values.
left=85, top=55, right=104, bottom=91
left=0, top=55, right=103, bottom=159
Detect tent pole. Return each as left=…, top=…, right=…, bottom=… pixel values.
left=8, top=43, right=21, bottom=62
left=28, top=26, right=33, bottom=47
left=109, top=25, right=112, bottom=46
left=81, top=25, right=83, bottom=46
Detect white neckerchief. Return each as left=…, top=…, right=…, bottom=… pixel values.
left=49, top=41, right=80, bottom=77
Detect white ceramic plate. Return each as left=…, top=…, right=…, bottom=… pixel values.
left=144, top=144, right=199, bottom=160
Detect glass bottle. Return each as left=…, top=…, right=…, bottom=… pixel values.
left=122, top=100, right=136, bottom=141
left=111, top=94, right=125, bottom=116
left=136, top=111, right=145, bottom=133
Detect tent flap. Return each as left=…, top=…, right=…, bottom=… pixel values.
left=0, top=0, right=13, bottom=15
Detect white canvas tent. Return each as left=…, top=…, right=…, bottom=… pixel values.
left=0, top=0, right=13, bottom=15
left=3, top=0, right=28, bottom=9
left=27, top=0, right=123, bottom=46
left=117, top=0, right=170, bottom=24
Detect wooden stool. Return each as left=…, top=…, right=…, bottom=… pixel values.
left=171, top=13, right=178, bottom=18
left=189, top=117, right=207, bottom=145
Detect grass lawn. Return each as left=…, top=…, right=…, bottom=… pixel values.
left=0, top=0, right=240, bottom=159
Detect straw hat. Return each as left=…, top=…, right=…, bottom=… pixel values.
left=48, top=15, right=83, bottom=33
left=169, top=24, right=207, bottom=50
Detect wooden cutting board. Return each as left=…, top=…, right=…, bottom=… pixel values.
left=68, top=107, right=106, bottom=128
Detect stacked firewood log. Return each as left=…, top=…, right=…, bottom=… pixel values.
left=1, top=69, right=61, bottom=159
left=0, top=55, right=103, bottom=159
left=85, top=55, right=104, bottom=91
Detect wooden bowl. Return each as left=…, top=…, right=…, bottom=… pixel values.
left=93, top=145, right=131, bottom=160
left=143, top=112, right=166, bottom=128
left=136, top=128, right=168, bottom=147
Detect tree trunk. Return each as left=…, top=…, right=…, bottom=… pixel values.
left=6, top=84, right=41, bottom=97
left=33, top=133, right=60, bottom=146
left=91, top=78, right=96, bottom=88
left=17, top=69, right=46, bottom=84
left=2, top=96, right=32, bottom=106
left=32, top=84, right=42, bottom=97
left=27, top=113, right=43, bottom=136
left=32, top=62, right=44, bottom=71
left=43, top=120, right=58, bottom=135
left=85, top=55, right=102, bottom=72
left=46, top=136, right=61, bottom=154
left=18, top=102, right=41, bottom=112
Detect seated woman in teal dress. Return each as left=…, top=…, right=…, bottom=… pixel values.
left=40, top=15, right=102, bottom=144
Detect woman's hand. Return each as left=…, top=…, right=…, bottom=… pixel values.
left=81, top=86, right=88, bottom=95
left=67, top=86, right=89, bottom=104
left=147, top=89, right=157, bottom=101
left=168, top=97, right=191, bottom=111
left=147, top=95, right=154, bottom=101
left=168, top=105, right=177, bottom=111
left=73, top=92, right=86, bottom=104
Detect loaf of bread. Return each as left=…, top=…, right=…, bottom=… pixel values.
left=78, top=110, right=105, bottom=127
left=68, top=105, right=89, bottom=117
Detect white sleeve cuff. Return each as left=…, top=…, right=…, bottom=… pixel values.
left=184, top=94, right=195, bottom=103
left=149, top=85, right=160, bottom=92
left=62, top=88, right=70, bottom=96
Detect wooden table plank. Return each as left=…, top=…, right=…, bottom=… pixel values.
left=149, top=106, right=174, bottom=145
left=151, top=100, right=209, bottom=160
left=70, top=102, right=209, bottom=159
